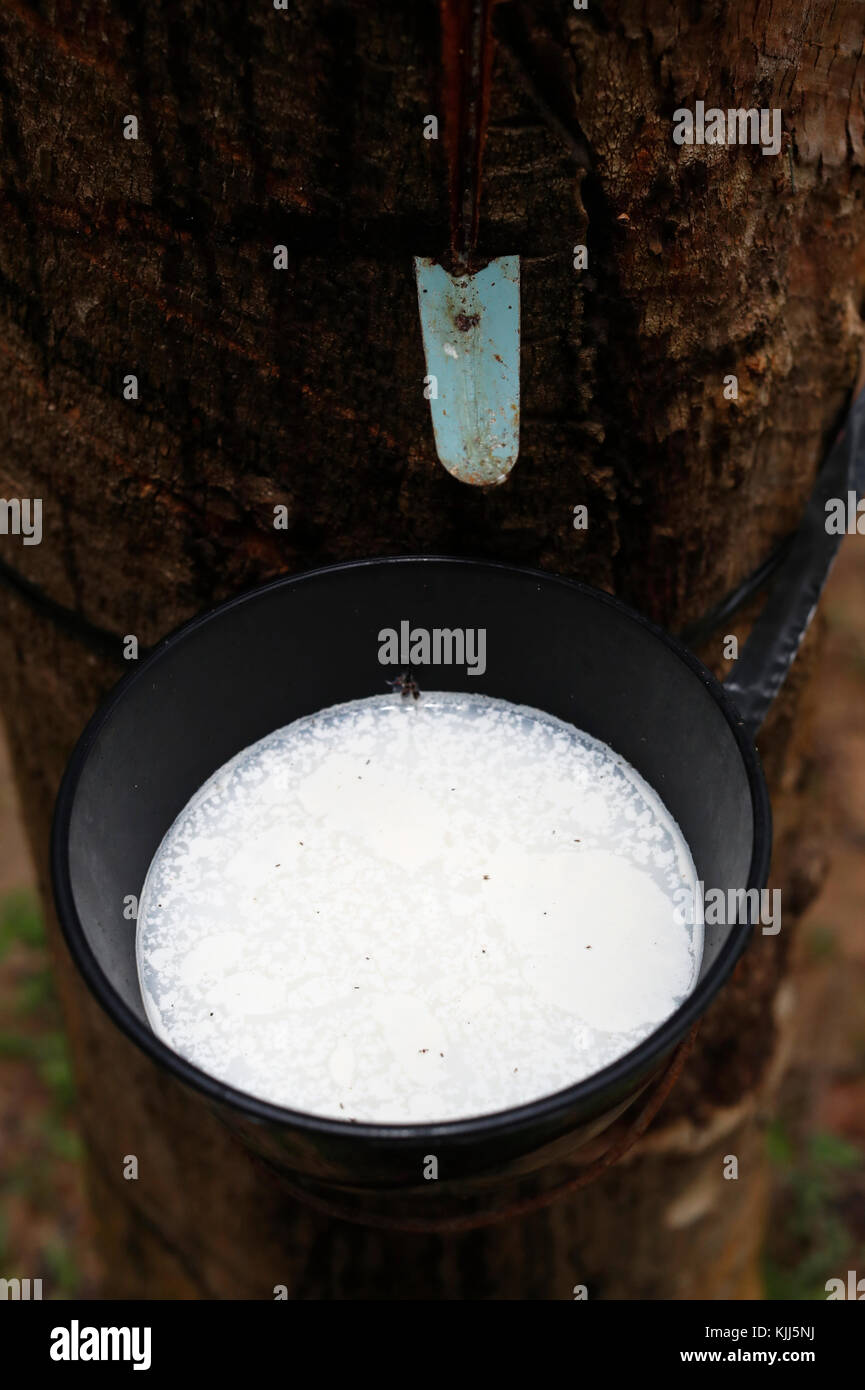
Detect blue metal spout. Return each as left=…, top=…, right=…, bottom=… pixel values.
left=414, top=255, right=520, bottom=486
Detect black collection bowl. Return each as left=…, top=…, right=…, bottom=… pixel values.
left=51, top=556, right=771, bottom=1198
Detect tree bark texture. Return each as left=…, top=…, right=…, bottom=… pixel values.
left=0, top=0, right=863, bottom=1298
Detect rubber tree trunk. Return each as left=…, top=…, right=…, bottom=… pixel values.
left=0, top=0, right=863, bottom=1298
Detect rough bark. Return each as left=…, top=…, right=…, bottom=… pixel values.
left=0, top=0, right=862, bottom=1298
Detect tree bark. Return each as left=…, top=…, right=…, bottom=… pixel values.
left=0, top=0, right=862, bottom=1298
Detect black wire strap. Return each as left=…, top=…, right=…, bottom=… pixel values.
left=677, top=535, right=794, bottom=650
left=724, top=385, right=865, bottom=739
left=0, top=554, right=128, bottom=660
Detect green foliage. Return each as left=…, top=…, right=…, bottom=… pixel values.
left=44, top=1240, right=80, bottom=1299
left=0, top=888, right=44, bottom=956
left=765, top=1123, right=864, bottom=1301
left=804, top=923, right=838, bottom=961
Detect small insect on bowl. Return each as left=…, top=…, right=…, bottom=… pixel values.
left=386, top=672, right=421, bottom=700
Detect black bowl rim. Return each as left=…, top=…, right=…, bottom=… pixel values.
left=51, top=554, right=772, bottom=1145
